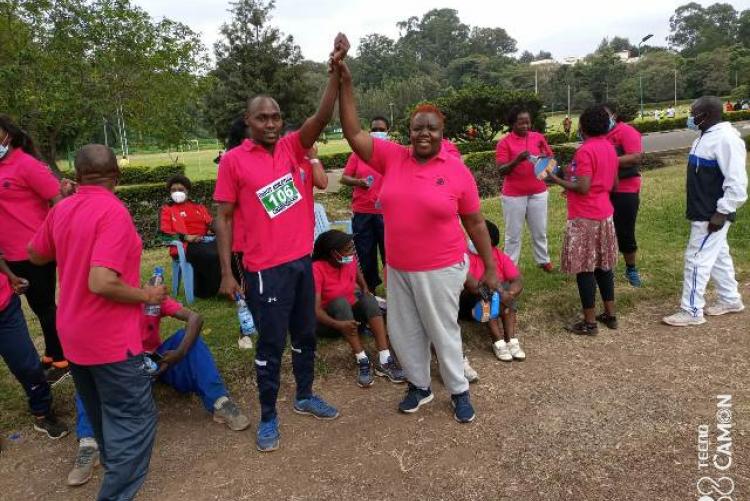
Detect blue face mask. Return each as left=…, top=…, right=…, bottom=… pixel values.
left=0, top=144, right=8, bottom=160
left=370, top=131, right=388, bottom=140
left=687, top=115, right=699, bottom=131
left=336, top=254, right=354, bottom=265
left=608, top=116, right=616, bottom=132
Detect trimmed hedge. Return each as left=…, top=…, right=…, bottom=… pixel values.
left=319, top=151, right=350, bottom=171
left=62, top=164, right=186, bottom=186
left=632, top=110, right=750, bottom=134
left=455, top=141, right=498, bottom=155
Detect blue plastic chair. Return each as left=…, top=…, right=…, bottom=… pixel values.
left=169, top=240, right=195, bottom=304
left=313, top=203, right=352, bottom=243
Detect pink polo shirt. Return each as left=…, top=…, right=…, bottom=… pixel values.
left=369, top=139, right=481, bottom=272
left=343, top=153, right=383, bottom=214
left=219, top=145, right=246, bottom=253
left=214, top=133, right=311, bottom=272
left=312, top=259, right=358, bottom=308
left=141, top=297, right=183, bottom=353
left=565, top=137, right=618, bottom=220
left=606, top=122, right=643, bottom=193
left=29, top=185, right=143, bottom=365
left=468, top=247, right=520, bottom=283
left=496, top=131, right=553, bottom=197
left=0, top=149, right=60, bottom=261
left=441, top=139, right=461, bottom=159
left=0, top=270, right=12, bottom=312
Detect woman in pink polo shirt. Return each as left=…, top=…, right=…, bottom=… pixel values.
left=548, top=105, right=619, bottom=336
left=338, top=61, right=499, bottom=424
left=0, top=115, right=69, bottom=380
left=604, top=102, right=644, bottom=288
left=496, top=106, right=554, bottom=271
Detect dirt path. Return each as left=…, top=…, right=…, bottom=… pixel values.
left=1, top=294, right=748, bottom=500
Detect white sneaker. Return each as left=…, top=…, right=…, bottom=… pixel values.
left=705, top=301, right=745, bottom=316
left=492, top=340, right=512, bottom=362
left=508, top=338, right=526, bottom=361
left=463, top=356, right=479, bottom=383
left=662, top=310, right=706, bottom=327
left=238, top=335, right=253, bottom=350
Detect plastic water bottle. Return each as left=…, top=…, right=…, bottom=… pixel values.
left=144, top=267, right=164, bottom=317
left=365, top=175, right=374, bottom=187
left=143, top=355, right=159, bottom=375
left=235, top=293, right=256, bottom=337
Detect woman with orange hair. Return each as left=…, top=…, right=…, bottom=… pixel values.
left=337, top=60, right=499, bottom=424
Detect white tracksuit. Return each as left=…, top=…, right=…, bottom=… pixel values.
left=680, top=122, right=748, bottom=316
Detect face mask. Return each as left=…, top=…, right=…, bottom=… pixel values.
left=370, top=131, right=388, bottom=140
left=608, top=116, right=616, bottom=132
left=171, top=191, right=187, bottom=204
left=337, top=254, right=354, bottom=264
left=687, top=115, right=700, bottom=131
left=0, top=144, right=8, bottom=160
left=467, top=240, right=478, bottom=255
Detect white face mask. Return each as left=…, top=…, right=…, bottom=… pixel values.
left=370, top=131, right=388, bottom=140
left=171, top=191, right=187, bottom=204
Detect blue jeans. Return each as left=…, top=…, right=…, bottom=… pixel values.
left=245, top=256, right=316, bottom=421
left=71, top=354, right=157, bottom=501
left=76, top=329, right=228, bottom=439
left=0, top=295, right=51, bottom=416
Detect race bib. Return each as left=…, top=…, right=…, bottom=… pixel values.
left=256, top=173, right=302, bottom=219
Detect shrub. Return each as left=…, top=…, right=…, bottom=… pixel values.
left=545, top=131, right=572, bottom=145
left=318, top=151, right=351, bottom=171
left=63, top=164, right=186, bottom=186
left=455, top=141, right=498, bottom=155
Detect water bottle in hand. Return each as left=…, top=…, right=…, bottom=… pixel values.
left=235, top=293, right=256, bottom=349
left=144, top=267, right=165, bottom=317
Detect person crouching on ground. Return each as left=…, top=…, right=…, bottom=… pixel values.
left=460, top=220, right=525, bottom=362
left=312, top=230, right=405, bottom=388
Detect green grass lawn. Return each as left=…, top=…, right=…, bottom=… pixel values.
left=1, top=159, right=748, bottom=431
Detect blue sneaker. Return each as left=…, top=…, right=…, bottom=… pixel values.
left=625, top=266, right=642, bottom=288
left=357, top=357, right=374, bottom=388
left=451, top=391, right=476, bottom=423
left=398, top=384, right=433, bottom=413
left=374, top=356, right=406, bottom=384
left=293, top=395, right=339, bottom=420
left=256, top=416, right=280, bottom=452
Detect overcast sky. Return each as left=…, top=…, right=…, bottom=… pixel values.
left=137, top=0, right=750, bottom=62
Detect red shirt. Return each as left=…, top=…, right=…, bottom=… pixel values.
left=312, top=259, right=357, bottom=308
left=369, top=139, right=481, bottom=272
left=214, top=133, right=311, bottom=272
left=0, top=149, right=60, bottom=261
left=0, top=269, right=12, bottom=312
left=160, top=201, right=213, bottom=258
left=468, top=247, right=520, bottom=283
left=606, top=122, right=643, bottom=193
left=565, top=137, right=618, bottom=220
left=30, top=186, right=143, bottom=365
left=343, top=153, right=383, bottom=214
left=496, top=131, right=553, bottom=197
left=141, top=297, right=183, bottom=353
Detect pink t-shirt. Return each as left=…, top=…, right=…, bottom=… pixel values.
left=343, top=153, right=383, bottom=214
left=441, top=139, right=461, bottom=159
left=468, top=247, right=520, bottom=283
left=0, top=269, right=12, bottom=312
left=312, top=260, right=357, bottom=308
left=141, top=297, right=183, bottom=353
left=219, top=145, right=246, bottom=253
left=606, top=122, right=643, bottom=194
left=369, top=139, right=481, bottom=272
left=299, top=157, right=318, bottom=240
left=214, top=133, right=311, bottom=272
left=0, top=149, right=60, bottom=261
left=496, top=131, right=553, bottom=197
left=565, top=137, right=618, bottom=220
left=29, top=185, right=143, bottom=365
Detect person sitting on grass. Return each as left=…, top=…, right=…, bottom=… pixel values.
left=312, top=230, right=405, bottom=388
left=66, top=294, right=250, bottom=487
left=0, top=253, right=68, bottom=442
left=460, top=221, right=525, bottom=362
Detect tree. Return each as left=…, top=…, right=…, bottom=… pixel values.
left=467, top=27, right=516, bottom=57
left=669, top=2, right=739, bottom=56
left=518, top=50, right=534, bottom=63
left=396, top=9, right=470, bottom=68
left=434, top=84, right=544, bottom=142
left=535, top=50, right=553, bottom=60
left=572, top=89, right=595, bottom=110
left=204, top=0, right=317, bottom=142
left=597, top=36, right=635, bottom=55
left=683, top=48, right=733, bottom=96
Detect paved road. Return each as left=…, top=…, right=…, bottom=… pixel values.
left=320, top=122, right=750, bottom=193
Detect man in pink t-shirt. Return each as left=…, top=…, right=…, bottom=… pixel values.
left=213, top=34, right=349, bottom=452
left=29, top=144, right=167, bottom=501
left=604, top=103, right=644, bottom=287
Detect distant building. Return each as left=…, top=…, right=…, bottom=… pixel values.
left=529, top=58, right=557, bottom=67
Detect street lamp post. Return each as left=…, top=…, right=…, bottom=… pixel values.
left=638, top=33, right=653, bottom=120
left=389, top=102, right=394, bottom=129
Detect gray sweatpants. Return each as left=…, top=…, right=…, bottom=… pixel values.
left=502, top=191, right=550, bottom=265
left=386, top=259, right=469, bottom=395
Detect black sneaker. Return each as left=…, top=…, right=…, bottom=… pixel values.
left=45, top=365, right=71, bottom=387
left=564, top=321, right=599, bottom=336
left=357, top=357, right=374, bottom=388
left=33, top=413, right=70, bottom=439
left=595, top=312, right=618, bottom=330
left=398, top=384, right=433, bottom=414
left=451, top=391, right=476, bottom=423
